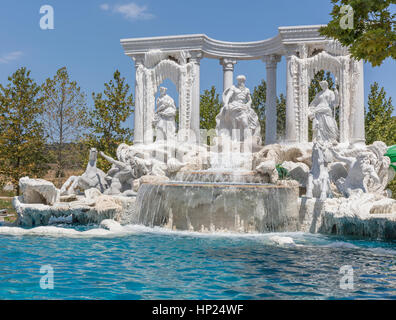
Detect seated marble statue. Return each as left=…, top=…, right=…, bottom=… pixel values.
left=153, top=87, right=177, bottom=141
left=308, top=80, right=339, bottom=145
left=215, top=75, right=261, bottom=142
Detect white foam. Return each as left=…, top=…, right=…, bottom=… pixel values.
left=322, top=241, right=359, bottom=249
left=269, top=235, right=296, bottom=246
left=0, top=220, right=135, bottom=238
left=368, top=247, right=396, bottom=256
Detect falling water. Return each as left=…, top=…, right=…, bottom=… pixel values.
left=132, top=138, right=300, bottom=233
left=134, top=181, right=300, bottom=233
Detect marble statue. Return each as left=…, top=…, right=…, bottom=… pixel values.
left=367, top=141, right=393, bottom=194
left=153, top=87, right=177, bottom=141
left=330, top=145, right=385, bottom=197
left=216, top=75, right=261, bottom=142
left=306, top=143, right=333, bottom=201
left=60, top=148, right=108, bottom=195
left=100, top=152, right=135, bottom=196
left=308, top=80, right=339, bottom=145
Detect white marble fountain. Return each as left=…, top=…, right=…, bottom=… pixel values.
left=12, top=25, right=396, bottom=239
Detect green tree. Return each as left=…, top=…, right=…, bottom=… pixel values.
left=199, top=86, right=222, bottom=145
left=0, top=68, right=48, bottom=192
left=365, top=82, right=396, bottom=145
left=251, top=80, right=310, bottom=142
left=41, top=67, right=88, bottom=178
left=251, top=80, right=267, bottom=142
left=200, top=86, right=222, bottom=130
left=320, top=0, right=396, bottom=67
left=86, top=70, right=134, bottom=171
left=364, top=82, right=396, bottom=198
left=277, top=93, right=286, bottom=140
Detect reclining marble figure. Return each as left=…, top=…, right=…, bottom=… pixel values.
left=330, top=146, right=385, bottom=197
left=100, top=151, right=135, bottom=195
left=60, top=148, right=108, bottom=195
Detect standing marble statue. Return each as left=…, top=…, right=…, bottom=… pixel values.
left=153, top=87, right=177, bottom=141
left=308, top=80, right=339, bottom=145
left=216, top=75, right=261, bottom=142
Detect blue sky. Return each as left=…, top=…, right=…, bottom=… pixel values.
left=0, top=0, right=395, bottom=121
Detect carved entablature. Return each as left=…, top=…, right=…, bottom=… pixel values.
left=123, top=25, right=365, bottom=146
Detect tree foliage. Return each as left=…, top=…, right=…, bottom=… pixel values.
left=320, top=0, right=396, bottom=67
left=199, top=86, right=222, bottom=131
left=251, top=80, right=267, bottom=142
left=41, top=67, right=88, bottom=178
left=86, top=70, right=134, bottom=171
left=365, top=82, right=396, bottom=145
left=0, top=68, right=48, bottom=191
left=251, top=81, right=295, bottom=142
left=364, top=82, right=396, bottom=198
left=276, top=93, right=287, bottom=141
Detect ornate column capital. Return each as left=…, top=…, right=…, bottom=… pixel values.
left=262, top=55, right=281, bottom=68
left=219, top=58, right=237, bottom=72
left=284, top=45, right=298, bottom=59
left=189, top=51, right=203, bottom=65
left=132, top=54, right=145, bottom=68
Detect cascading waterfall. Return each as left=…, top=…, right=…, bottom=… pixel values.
left=132, top=137, right=300, bottom=233
left=134, top=181, right=300, bottom=233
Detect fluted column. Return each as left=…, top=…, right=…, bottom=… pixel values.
left=190, top=51, right=203, bottom=143
left=263, top=55, right=281, bottom=145
left=351, top=60, right=365, bottom=145
left=285, top=48, right=297, bottom=144
left=220, top=58, right=237, bottom=92
left=132, top=54, right=145, bottom=145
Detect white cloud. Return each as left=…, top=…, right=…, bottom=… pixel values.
left=100, top=2, right=154, bottom=21
left=0, top=51, right=23, bottom=64
left=100, top=3, right=110, bottom=11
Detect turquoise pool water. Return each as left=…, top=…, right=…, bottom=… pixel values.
left=0, top=225, right=395, bottom=300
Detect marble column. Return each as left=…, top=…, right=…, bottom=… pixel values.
left=220, top=58, right=237, bottom=92
left=263, top=55, right=281, bottom=145
left=190, top=51, right=203, bottom=143
left=285, top=48, right=297, bottom=144
left=351, top=60, right=365, bottom=145
left=133, top=54, right=145, bottom=145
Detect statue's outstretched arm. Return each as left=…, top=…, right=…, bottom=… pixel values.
left=329, top=148, right=353, bottom=167
left=100, top=151, right=127, bottom=169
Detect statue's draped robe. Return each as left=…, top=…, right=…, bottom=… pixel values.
left=309, top=89, right=339, bottom=144
left=216, top=86, right=261, bottom=140
left=153, top=94, right=177, bottom=140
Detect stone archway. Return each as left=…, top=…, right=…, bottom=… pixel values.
left=289, top=43, right=363, bottom=144
left=134, top=50, right=196, bottom=144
